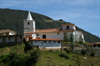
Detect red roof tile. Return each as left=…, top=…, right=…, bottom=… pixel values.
left=62, top=23, right=75, bottom=26
left=24, top=28, right=74, bottom=34
left=0, top=29, right=16, bottom=33
left=95, top=42, right=100, bottom=44
left=25, top=36, right=33, bottom=38
left=87, top=43, right=94, bottom=45
left=31, top=39, right=62, bottom=41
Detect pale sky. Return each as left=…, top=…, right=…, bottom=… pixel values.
left=0, top=0, right=100, bottom=37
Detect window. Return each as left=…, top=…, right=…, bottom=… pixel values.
left=48, top=41, right=51, bottom=43
left=35, top=41, right=37, bottom=43
left=43, top=35, right=46, bottom=39
left=66, top=26, right=69, bottom=29
left=37, top=34, right=39, bottom=36
left=58, top=41, right=60, bottom=43
left=28, top=22, right=30, bottom=25
left=57, top=33, right=59, bottom=35
left=53, top=41, right=56, bottom=43
left=43, top=41, right=47, bottom=43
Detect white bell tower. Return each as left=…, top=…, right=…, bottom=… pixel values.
left=24, top=11, right=36, bottom=39
left=24, top=11, right=35, bottom=33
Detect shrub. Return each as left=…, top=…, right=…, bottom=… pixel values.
left=81, top=49, right=87, bottom=55
left=64, top=48, right=71, bottom=53
left=90, top=51, right=95, bottom=57
left=0, top=49, right=41, bottom=66
left=59, top=52, right=69, bottom=59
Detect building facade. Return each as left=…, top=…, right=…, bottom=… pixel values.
left=0, top=29, right=22, bottom=47
left=24, top=11, right=85, bottom=49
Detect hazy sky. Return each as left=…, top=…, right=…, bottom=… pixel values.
left=0, top=0, right=100, bottom=37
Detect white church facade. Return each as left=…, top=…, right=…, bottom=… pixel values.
left=24, top=12, right=85, bottom=49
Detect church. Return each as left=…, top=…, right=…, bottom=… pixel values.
left=24, top=12, right=85, bottom=49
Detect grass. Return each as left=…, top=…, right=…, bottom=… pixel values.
left=0, top=44, right=100, bottom=66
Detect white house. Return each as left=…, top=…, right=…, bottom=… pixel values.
left=24, top=11, right=85, bottom=49
left=0, top=29, right=16, bottom=36
left=28, top=39, right=62, bottom=50
left=0, top=29, right=22, bottom=47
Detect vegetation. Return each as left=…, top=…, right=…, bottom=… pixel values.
left=63, top=32, right=68, bottom=42
left=0, top=8, right=100, bottom=42
left=0, top=44, right=100, bottom=66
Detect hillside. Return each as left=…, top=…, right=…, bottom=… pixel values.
left=0, top=44, right=100, bottom=66
left=0, top=8, right=100, bottom=43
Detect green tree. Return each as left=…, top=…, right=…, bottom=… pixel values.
left=69, top=33, right=74, bottom=52
left=79, top=35, right=83, bottom=44
left=63, top=32, right=68, bottom=42
left=0, top=27, right=2, bottom=30
left=69, top=33, right=74, bottom=42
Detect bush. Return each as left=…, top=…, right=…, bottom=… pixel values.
left=0, top=49, right=41, bottom=66
left=81, top=49, right=87, bottom=55
left=64, top=48, right=71, bottom=53
left=90, top=51, right=95, bottom=57
left=27, top=50, right=41, bottom=62
left=59, top=52, right=69, bottom=59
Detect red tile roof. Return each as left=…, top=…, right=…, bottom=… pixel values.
left=62, top=23, right=75, bottom=26
left=95, top=42, right=100, bottom=44
left=0, top=29, right=16, bottom=33
left=25, top=36, right=33, bottom=38
left=87, top=43, right=94, bottom=45
left=24, top=28, right=74, bottom=34
left=31, top=39, right=62, bottom=41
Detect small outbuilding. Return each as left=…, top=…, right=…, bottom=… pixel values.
left=28, top=39, right=62, bottom=50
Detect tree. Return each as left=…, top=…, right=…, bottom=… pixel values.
left=63, top=32, right=68, bottom=42
left=69, top=33, right=74, bottom=42
left=69, top=33, right=74, bottom=52
left=79, top=35, right=83, bottom=44
left=59, top=19, right=64, bottom=21
left=0, top=27, right=2, bottom=30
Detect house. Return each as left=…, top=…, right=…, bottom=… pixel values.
left=0, top=29, right=16, bottom=36
left=0, top=29, right=22, bottom=47
left=24, top=11, right=85, bottom=49
left=28, top=39, right=62, bottom=50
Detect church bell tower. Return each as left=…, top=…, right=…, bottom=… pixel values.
left=24, top=11, right=35, bottom=33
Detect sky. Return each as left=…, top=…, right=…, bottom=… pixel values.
left=0, top=0, right=100, bottom=37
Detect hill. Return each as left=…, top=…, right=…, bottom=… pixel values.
left=0, top=44, right=100, bottom=66
left=0, top=8, right=100, bottom=43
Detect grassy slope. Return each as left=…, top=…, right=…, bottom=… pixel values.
left=0, top=45, right=100, bottom=66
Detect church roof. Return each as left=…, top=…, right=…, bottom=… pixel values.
left=62, top=23, right=75, bottom=26
left=31, top=38, right=62, bottom=41
left=24, top=28, right=74, bottom=34
left=26, top=11, right=33, bottom=20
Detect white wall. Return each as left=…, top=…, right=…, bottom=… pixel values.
left=24, top=20, right=35, bottom=33
left=36, top=31, right=85, bottom=42
left=9, top=32, right=16, bottom=35
left=5, top=37, right=10, bottom=42
left=62, top=25, right=76, bottom=30
left=73, top=31, right=85, bottom=42
left=32, top=34, right=36, bottom=39
left=37, top=32, right=73, bottom=40
left=0, top=36, right=22, bottom=43
left=17, top=37, right=22, bottom=42
left=11, top=37, right=15, bottom=42
left=37, top=32, right=64, bottom=40
left=29, top=40, right=61, bottom=49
